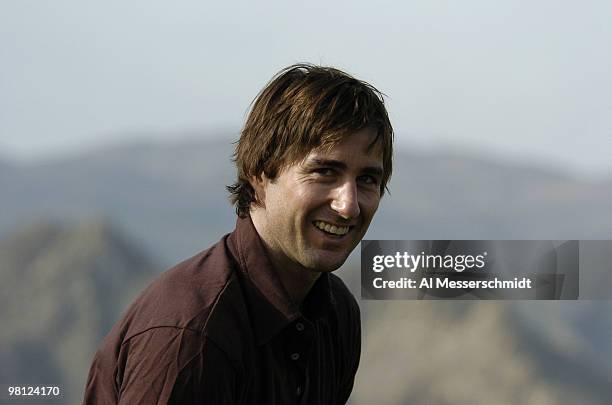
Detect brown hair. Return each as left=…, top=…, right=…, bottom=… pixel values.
left=227, top=63, right=393, bottom=217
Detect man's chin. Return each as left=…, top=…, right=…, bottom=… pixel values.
left=302, top=251, right=351, bottom=273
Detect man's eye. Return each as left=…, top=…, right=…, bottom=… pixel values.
left=359, top=175, right=378, bottom=185
left=314, top=168, right=335, bottom=176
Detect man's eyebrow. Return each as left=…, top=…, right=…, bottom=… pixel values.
left=307, top=158, right=383, bottom=177
left=308, top=158, right=347, bottom=169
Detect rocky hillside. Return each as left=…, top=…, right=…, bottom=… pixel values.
left=353, top=300, right=611, bottom=405
left=0, top=220, right=159, bottom=404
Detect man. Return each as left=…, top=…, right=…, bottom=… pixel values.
left=83, top=64, right=393, bottom=404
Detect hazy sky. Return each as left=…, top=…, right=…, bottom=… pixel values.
left=2, top=0, right=611, bottom=175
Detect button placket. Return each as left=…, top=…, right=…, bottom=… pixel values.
left=288, top=320, right=306, bottom=363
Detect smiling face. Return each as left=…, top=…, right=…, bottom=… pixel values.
left=250, top=128, right=383, bottom=274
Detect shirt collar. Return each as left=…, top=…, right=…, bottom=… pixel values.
left=227, top=215, right=335, bottom=346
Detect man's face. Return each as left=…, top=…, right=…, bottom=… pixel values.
left=253, top=128, right=383, bottom=273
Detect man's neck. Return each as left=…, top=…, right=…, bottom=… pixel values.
left=270, top=254, right=320, bottom=307
left=249, top=213, right=320, bottom=307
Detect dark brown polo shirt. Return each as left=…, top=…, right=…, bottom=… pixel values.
left=83, top=215, right=361, bottom=404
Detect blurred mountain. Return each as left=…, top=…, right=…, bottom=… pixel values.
left=0, top=219, right=159, bottom=404
left=0, top=157, right=15, bottom=182
left=0, top=138, right=238, bottom=266
left=374, top=151, right=612, bottom=240
left=353, top=300, right=611, bottom=405
left=0, top=157, right=10, bottom=170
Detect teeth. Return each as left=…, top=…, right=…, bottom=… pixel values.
left=314, top=221, right=349, bottom=236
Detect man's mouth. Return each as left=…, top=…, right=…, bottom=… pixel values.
left=313, top=220, right=351, bottom=236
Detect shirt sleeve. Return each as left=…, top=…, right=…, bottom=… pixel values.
left=112, top=327, right=238, bottom=405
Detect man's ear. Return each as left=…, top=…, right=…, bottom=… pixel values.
left=250, top=174, right=268, bottom=206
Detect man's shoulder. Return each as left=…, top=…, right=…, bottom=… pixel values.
left=84, top=235, right=251, bottom=403
left=328, top=273, right=361, bottom=321
left=117, top=234, right=247, bottom=341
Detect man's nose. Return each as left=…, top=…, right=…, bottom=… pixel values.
left=330, top=181, right=360, bottom=220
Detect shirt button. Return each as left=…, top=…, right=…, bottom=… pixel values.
left=290, top=352, right=300, bottom=361
left=295, top=322, right=305, bottom=332
left=296, top=386, right=302, bottom=396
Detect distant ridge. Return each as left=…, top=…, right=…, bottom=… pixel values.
left=355, top=301, right=612, bottom=404
left=0, top=218, right=160, bottom=404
